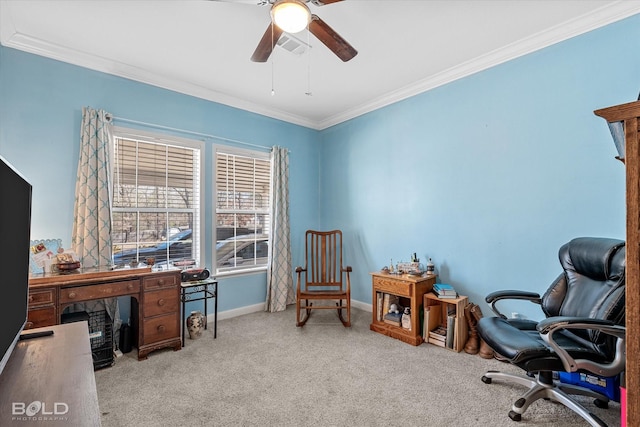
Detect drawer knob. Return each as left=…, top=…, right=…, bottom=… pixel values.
left=68, top=292, right=77, bottom=299
left=158, top=279, right=165, bottom=286
left=28, top=295, right=33, bottom=303
left=157, top=298, right=166, bottom=306
left=127, top=283, right=134, bottom=290
left=157, top=325, right=166, bottom=333
left=25, top=321, right=34, bottom=329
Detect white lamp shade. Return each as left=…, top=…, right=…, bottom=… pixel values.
left=272, top=0, right=310, bottom=34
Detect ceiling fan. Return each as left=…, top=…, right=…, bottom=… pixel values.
left=218, top=0, right=358, bottom=63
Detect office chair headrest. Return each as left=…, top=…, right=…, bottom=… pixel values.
left=561, top=237, right=625, bottom=281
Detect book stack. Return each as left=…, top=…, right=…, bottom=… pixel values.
left=428, top=325, right=447, bottom=347
left=433, top=283, right=458, bottom=299
left=383, top=312, right=402, bottom=326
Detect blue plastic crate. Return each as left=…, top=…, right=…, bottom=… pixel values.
left=558, top=371, right=620, bottom=402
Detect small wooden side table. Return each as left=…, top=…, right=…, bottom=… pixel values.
left=180, top=278, right=217, bottom=346
left=370, top=271, right=436, bottom=345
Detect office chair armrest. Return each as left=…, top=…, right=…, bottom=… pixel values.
left=537, top=316, right=620, bottom=334
left=537, top=316, right=626, bottom=375
left=485, top=290, right=542, bottom=318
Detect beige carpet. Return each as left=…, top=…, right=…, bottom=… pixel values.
left=95, top=307, right=621, bottom=427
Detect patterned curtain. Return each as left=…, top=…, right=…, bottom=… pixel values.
left=72, top=107, right=113, bottom=267
left=71, top=107, right=119, bottom=326
left=265, top=146, right=294, bottom=312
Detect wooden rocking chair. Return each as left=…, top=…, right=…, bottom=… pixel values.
left=295, top=230, right=352, bottom=327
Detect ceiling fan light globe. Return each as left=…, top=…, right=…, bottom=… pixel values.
left=271, top=0, right=310, bottom=34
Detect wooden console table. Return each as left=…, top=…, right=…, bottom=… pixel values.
left=0, top=322, right=101, bottom=426
left=370, top=271, right=436, bottom=345
left=28, top=267, right=182, bottom=360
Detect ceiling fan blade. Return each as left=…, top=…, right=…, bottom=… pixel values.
left=251, top=23, right=284, bottom=62
left=310, top=0, right=344, bottom=6
left=308, top=14, right=357, bottom=62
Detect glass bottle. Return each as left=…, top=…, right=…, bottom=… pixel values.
left=426, top=258, right=435, bottom=275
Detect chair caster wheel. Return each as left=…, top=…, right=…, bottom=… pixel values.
left=594, top=399, right=608, bottom=409
left=481, top=376, right=492, bottom=384
left=508, top=411, right=522, bottom=422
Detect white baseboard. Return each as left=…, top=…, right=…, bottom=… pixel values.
left=205, top=302, right=264, bottom=323
left=206, top=299, right=372, bottom=324
left=351, top=299, right=372, bottom=312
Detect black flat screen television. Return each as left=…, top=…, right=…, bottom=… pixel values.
left=0, top=155, right=32, bottom=375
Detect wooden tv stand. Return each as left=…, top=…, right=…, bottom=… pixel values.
left=0, top=323, right=101, bottom=426
left=28, top=267, right=182, bottom=360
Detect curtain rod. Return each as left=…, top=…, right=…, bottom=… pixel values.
left=106, top=114, right=272, bottom=152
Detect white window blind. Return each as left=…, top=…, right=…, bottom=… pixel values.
left=111, top=133, right=201, bottom=269
left=215, top=148, right=271, bottom=274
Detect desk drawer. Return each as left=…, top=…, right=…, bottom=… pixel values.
left=143, top=313, right=179, bottom=343
left=143, top=273, right=178, bottom=290
left=26, top=306, right=57, bottom=329
left=373, top=276, right=411, bottom=297
left=60, top=280, right=140, bottom=303
left=28, top=289, right=55, bottom=307
left=144, top=288, right=179, bottom=317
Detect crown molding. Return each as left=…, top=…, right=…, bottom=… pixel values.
left=318, top=1, right=640, bottom=129
left=2, top=2, right=639, bottom=131
left=0, top=28, right=317, bottom=130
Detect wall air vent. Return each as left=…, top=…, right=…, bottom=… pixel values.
left=276, top=33, right=311, bottom=56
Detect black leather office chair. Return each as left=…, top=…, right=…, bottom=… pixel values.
left=476, top=237, right=626, bottom=426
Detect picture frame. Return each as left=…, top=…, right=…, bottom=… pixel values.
left=29, top=238, right=62, bottom=274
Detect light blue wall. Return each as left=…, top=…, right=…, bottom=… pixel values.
left=1, top=14, right=638, bottom=321
left=0, top=46, right=320, bottom=316
left=319, top=15, right=638, bottom=319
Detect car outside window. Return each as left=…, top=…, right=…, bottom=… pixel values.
left=111, top=129, right=202, bottom=268
left=214, top=146, right=271, bottom=275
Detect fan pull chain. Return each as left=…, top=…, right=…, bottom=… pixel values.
left=305, top=27, right=312, bottom=96
left=271, top=60, right=275, bottom=96
left=271, top=22, right=275, bottom=96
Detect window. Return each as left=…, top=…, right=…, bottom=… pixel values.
left=111, top=129, right=202, bottom=269
left=215, top=147, right=271, bottom=274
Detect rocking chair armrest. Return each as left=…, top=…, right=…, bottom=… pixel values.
left=295, top=267, right=305, bottom=292
left=343, top=266, right=352, bottom=273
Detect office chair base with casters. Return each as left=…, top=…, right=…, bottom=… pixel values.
left=481, top=370, right=610, bottom=426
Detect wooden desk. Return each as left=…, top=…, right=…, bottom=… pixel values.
left=0, top=323, right=101, bottom=426
left=28, top=267, right=182, bottom=360
left=370, top=271, right=436, bottom=345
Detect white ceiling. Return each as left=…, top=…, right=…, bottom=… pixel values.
left=2, top=0, right=640, bottom=130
